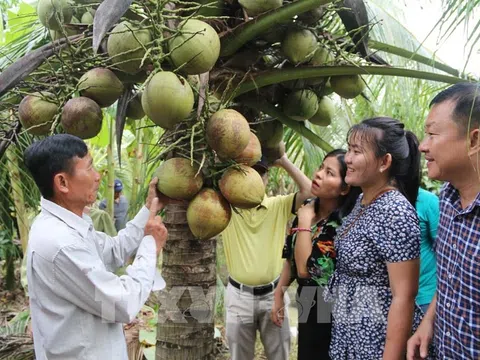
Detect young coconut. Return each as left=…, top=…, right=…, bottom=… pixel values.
left=49, top=16, right=79, bottom=40
left=308, top=96, right=334, bottom=127
left=206, top=109, right=251, bottom=160
left=169, top=19, right=220, bottom=75
left=18, top=92, right=58, bottom=136
left=61, top=97, right=103, bottom=139
left=234, top=132, right=262, bottom=166
left=37, top=0, right=73, bottom=31
left=262, top=141, right=285, bottom=166
left=283, top=89, right=319, bottom=121
left=252, top=120, right=284, bottom=148
left=239, top=0, right=282, bottom=17
left=78, top=68, right=124, bottom=108
left=330, top=75, right=366, bottom=99
left=126, top=92, right=145, bottom=120
left=219, top=165, right=265, bottom=209
left=155, top=158, right=203, bottom=200
left=142, top=71, right=194, bottom=129
left=281, top=28, right=317, bottom=64
left=187, top=188, right=232, bottom=239
left=107, top=21, right=152, bottom=74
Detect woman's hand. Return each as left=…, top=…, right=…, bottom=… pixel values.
left=271, top=291, right=286, bottom=327
left=297, top=200, right=316, bottom=227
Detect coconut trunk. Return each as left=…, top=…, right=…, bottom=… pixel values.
left=156, top=203, right=216, bottom=360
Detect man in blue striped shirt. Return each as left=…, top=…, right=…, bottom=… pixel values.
left=407, top=83, right=480, bottom=359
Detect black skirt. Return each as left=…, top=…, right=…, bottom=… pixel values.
left=296, top=284, right=332, bottom=360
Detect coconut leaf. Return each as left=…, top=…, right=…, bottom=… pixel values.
left=0, top=34, right=82, bottom=97
left=92, top=0, right=134, bottom=54
left=116, top=88, right=133, bottom=166
left=220, top=0, right=333, bottom=57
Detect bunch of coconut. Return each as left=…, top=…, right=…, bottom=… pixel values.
left=239, top=0, right=283, bottom=17
left=153, top=157, right=232, bottom=240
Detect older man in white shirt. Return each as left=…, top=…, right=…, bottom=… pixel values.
left=24, top=134, right=168, bottom=360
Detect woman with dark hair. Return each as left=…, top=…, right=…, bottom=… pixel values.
left=325, top=117, right=425, bottom=359
left=271, top=149, right=361, bottom=359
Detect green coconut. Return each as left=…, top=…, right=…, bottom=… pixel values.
left=107, top=21, right=152, bottom=74
left=281, top=28, right=317, bottom=64
left=61, top=97, right=102, bottom=139
left=263, top=141, right=286, bottom=165
left=169, top=19, right=220, bottom=75
left=126, top=92, right=145, bottom=120
left=310, top=46, right=335, bottom=66
left=239, top=0, right=282, bottom=17
left=155, top=158, right=203, bottom=200
left=18, top=92, right=58, bottom=136
left=219, top=165, right=265, bottom=209
left=284, top=89, right=319, bottom=121
left=37, top=0, right=73, bottom=31
left=331, top=75, right=366, bottom=99
left=234, top=132, right=262, bottom=166
left=78, top=68, right=124, bottom=108
left=142, top=71, right=194, bottom=129
left=297, top=5, right=325, bottom=25
left=315, top=78, right=334, bottom=97
left=252, top=120, right=284, bottom=148
left=187, top=188, right=232, bottom=239
left=80, top=10, right=94, bottom=24
left=206, top=109, right=251, bottom=160
left=309, top=97, right=334, bottom=126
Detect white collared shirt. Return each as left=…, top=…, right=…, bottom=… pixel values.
left=27, top=198, right=161, bottom=360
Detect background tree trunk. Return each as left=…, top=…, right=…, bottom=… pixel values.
left=156, top=203, right=217, bottom=360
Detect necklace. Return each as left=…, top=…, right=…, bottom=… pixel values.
left=337, top=186, right=396, bottom=240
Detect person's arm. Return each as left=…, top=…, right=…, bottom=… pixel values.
left=52, top=205, right=167, bottom=324
left=274, top=154, right=312, bottom=212
left=383, top=259, right=420, bottom=360
left=272, top=260, right=293, bottom=327
left=407, top=294, right=436, bottom=360
left=98, top=178, right=166, bottom=271
left=295, top=201, right=316, bottom=278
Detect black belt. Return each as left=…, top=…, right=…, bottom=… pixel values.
left=229, top=277, right=279, bottom=296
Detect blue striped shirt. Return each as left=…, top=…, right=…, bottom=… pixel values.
left=435, top=183, right=480, bottom=359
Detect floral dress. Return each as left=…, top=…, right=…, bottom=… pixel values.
left=324, top=190, right=426, bottom=359
left=282, top=202, right=341, bottom=359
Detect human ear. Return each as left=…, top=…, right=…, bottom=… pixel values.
left=53, top=173, right=69, bottom=195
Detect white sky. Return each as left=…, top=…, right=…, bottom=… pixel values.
left=399, top=0, right=480, bottom=76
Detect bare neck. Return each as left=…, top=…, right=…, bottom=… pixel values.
left=361, top=180, right=395, bottom=206
left=450, top=167, right=480, bottom=209
left=316, top=197, right=339, bottom=222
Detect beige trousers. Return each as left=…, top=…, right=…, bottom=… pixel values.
left=225, top=283, right=291, bottom=360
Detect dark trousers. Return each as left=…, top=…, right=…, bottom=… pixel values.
left=296, top=285, right=332, bottom=360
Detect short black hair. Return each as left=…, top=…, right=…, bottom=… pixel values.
left=430, top=82, right=480, bottom=134
left=24, top=134, right=88, bottom=199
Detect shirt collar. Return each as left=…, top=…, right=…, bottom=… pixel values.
left=443, top=182, right=480, bottom=212
left=40, top=198, right=92, bottom=238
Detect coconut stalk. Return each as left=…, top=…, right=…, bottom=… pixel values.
left=368, top=40, right=461, bottom=77
left=106, top=115, right=115, bottom=218
left=5, top=143, right=29, bottom=254
left=232, top=65, right=467, bottom=98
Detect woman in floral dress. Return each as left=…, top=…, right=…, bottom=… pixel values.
left=326, top=117, right=427, bottom=359
left=271, top=149, right=360, bottom=359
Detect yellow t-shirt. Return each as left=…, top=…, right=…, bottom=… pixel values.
left=221, top=193, right=296, bottom=286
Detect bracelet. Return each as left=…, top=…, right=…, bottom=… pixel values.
left=290, top=227, right=312, bottom=234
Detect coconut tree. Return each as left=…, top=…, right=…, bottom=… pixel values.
left=0, top=0, right=478, bottom=358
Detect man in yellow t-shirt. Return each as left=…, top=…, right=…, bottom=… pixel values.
left=222, top=154, right=312, bottom=360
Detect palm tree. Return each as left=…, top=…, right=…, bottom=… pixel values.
left=0, top=0, right=478, bottom=358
